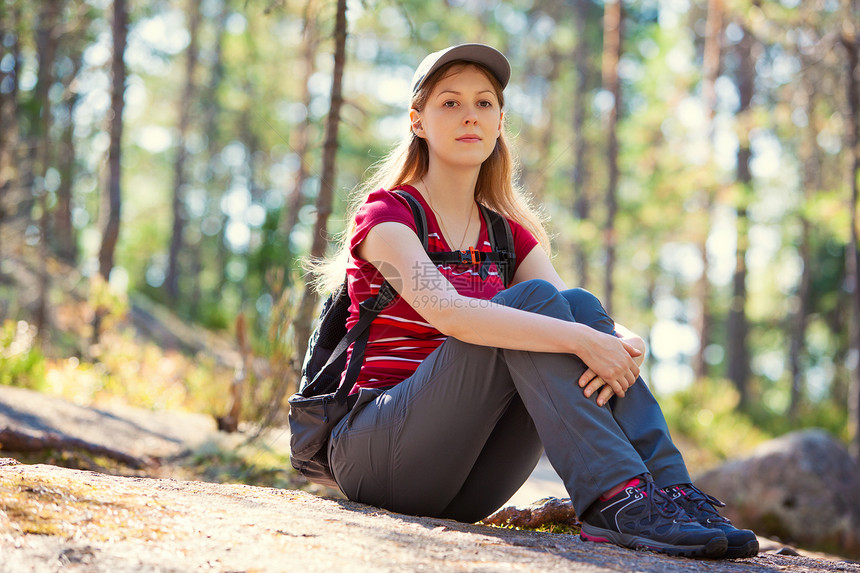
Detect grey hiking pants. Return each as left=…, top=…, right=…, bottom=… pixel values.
left=328, top=279, right=690, bottom=523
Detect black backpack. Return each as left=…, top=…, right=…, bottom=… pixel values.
left=288, top=190, right=516, bottom=487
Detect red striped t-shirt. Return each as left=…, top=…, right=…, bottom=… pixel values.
left=344, top=185, right=539, bottom=391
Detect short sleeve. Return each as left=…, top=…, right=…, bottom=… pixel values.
left=507, top=217, right=539, bottom=272
left=349, top=189, right=418, bottom=261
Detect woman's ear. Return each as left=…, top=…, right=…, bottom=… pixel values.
left=409, top=109, right=424, bottom=137
left=497, top=111, right=504, bottom=136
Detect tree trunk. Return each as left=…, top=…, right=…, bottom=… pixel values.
left=294, top=0, right=348, bottom=367
left=571, top=0, right=592, bottom=289
left=601, top=0, right=622, bottom=314
left=0, top=2, right=19, bottom=183
left=0, top=2, right=23, bottom=260
left=693, top=0, right=723, bottom=380
left=98, top=0, right=127, bottom=282
left=788, top=66, right=820, bottom=421
left=165, top=0, right=202, bottom=304
left=726, top=25, right=756, bottom=409
left=54, top=50, right=83, bottom=264
left=54, top=101, right=78, bottom=263
left=32, top=0, right=62, bottom=340
left=32, top=0, right=60, bottom=177
left=18, top=1, right=60, bottom=241
left=529, top=47, right=561, bottom=203
left=843, top=0, right=860, bottom=457
left=312, top=0, right=348, bottom=259
left=0, top=4, right=6, bottom=264
left=191, top=0, right=228, bottom=317
left=282, top=1, right=319, bottom=261
left=234, top=14, right=262, bottom=308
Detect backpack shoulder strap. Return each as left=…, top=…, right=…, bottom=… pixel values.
left=393, top=189, right=429, bottom=249
left=478, top=204, right=516, bottom=287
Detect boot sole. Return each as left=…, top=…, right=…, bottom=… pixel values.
left=725, top=538, right=759, bottom=559
left=581, top=523, right=728, bottom=559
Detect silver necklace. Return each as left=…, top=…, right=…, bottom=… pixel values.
left=422, top=179, right=477, bottom=250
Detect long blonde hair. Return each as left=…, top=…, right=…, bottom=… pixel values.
left=311, top=61, right=551, bottom=294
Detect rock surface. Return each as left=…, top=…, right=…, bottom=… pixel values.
left=2, top=460, right=859, bottom=573
left=0, top=385, right=217, bottom=462
left=696, top=428, right=860, bottom=558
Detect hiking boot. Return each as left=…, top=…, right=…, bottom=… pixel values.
left=665, top=484, right=759, bottom=559
left=580, top=474, right=727, bottom=559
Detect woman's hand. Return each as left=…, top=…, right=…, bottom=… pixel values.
left=575, top=328, right=642, bottom=406
left=615, top=323, right=646, bottom=368
left=579, top=372, right=611, bottom=406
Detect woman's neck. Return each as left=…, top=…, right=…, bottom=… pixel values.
left=418, top=167, right=479, bottom=213
left=411, top=165, right=481, bottom=251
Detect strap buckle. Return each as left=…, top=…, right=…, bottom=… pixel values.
left=459, top=246, right=480, bottom=265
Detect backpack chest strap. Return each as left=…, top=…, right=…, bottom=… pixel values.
left=427, top=247, right=508, bottom=265
left=427, top=248, right=514, bottom=281
left=395, top=190, right=517, bottom=287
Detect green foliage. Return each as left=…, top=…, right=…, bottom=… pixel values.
left=0, top=471, right=154, bottom=540
left=485, top=521, right=581, bottom=536
left=90, top=275, right=130, bottom=325
left=241, top=271, right=301, bottom=425
left=662, top=375, right=853, bottom=466
left=533, top=523, right=580, bottom=535
left=196, top=302, right=233, bottom=332
left=182, top=441, right=301, bottom=490
left=661, top=378, right=773, bottom=467
left=0, top=320, right=46, bottom=391
left=246, top=207, right=291, bottom=286
left=745, top=387, right=851, bottom=442
left=0, top=268, right=234, bottom=416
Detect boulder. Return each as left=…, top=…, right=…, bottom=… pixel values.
left=482, top=497, right=579, bottom=531
left=695, top=428, right=860, bottom=558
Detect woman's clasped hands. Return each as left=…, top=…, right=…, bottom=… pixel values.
left=575, top=327, right=642, bottom=406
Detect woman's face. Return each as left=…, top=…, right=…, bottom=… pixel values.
left=411, top=64, right=504, bottom=171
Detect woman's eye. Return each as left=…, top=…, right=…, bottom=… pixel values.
left=443, top=100, right=458, bottom=108
left=478, top=100, right=493, bottom=108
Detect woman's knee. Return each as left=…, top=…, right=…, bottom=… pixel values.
left=493, top=279, right=569, bottom=316
left=560, top=287, right=615, bottom=334
left=500, top=279, right=558, bottom=300
left=560, top=287, right=600, bottom=308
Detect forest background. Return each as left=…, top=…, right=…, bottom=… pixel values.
left=1, top=0, right=859, bottom=481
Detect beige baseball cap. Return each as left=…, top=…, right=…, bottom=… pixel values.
left=411, top=43, right=511, bottom=94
